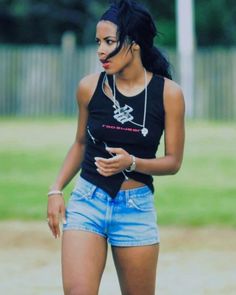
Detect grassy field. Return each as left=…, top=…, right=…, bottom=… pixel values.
left=0, top=118, right=235, bottom=227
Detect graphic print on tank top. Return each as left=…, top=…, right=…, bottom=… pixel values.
left=103, top=71, right=149, bottom=137
left=113, top=104, right=134, bottom=124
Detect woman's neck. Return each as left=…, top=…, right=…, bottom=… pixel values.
left=116, top=62, right=145, bottom=85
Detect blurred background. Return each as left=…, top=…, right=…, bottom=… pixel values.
left=0, top=0, right=236, bottom=119
left=0, top=1, right=236, bottom=294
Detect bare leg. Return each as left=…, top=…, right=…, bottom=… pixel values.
left=62, top=230, right=107, bottom=295
left=112, top=244, right=159, bottom=295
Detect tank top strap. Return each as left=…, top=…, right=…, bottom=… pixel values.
left=106, top=74, right=113, bottom=92
left=96, top=71, right=106, bottom=93
left=88, top=71, right=106, bottom=109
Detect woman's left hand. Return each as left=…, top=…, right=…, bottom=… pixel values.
left=95, top=147, right=132, bottom=177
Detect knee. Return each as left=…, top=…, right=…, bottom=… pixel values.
left=64, top=285, right=96, bottom=295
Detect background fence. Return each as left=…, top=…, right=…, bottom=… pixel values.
left=0, top=45, right=235, bottom=120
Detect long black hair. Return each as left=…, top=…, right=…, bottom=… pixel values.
left=100, top=0, right=172, bottom=79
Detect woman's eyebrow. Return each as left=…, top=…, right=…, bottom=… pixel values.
left=95, top=36, right=117, bottom=40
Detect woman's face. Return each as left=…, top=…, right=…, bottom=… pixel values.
left=96, top=20, right=134, bottom=75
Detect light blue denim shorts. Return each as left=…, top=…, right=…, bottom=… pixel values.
left=63, top=176, right=160, bottom=246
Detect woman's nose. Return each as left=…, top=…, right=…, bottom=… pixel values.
left=97, top=44, right=105, bottom=55
left=97, top=41, right=110, bottom=56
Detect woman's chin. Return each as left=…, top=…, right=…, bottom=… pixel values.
left=104, top=68, right=116, bottom=75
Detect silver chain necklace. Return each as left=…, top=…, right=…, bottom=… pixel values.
left=103, top=69, right=149, bottom=137
left=112, top=69, right=148, bottom=137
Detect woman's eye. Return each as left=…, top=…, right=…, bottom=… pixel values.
left=95, top=39, right=116, bottom=46
left=107, top=40, right=115, bottom=45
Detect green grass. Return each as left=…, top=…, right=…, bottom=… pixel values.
left=0, top=118, right=235, bottom=227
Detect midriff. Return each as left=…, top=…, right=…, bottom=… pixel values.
left=120, top=178, right=145, bottom=190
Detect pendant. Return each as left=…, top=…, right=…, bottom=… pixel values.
left=141, top=127, right=148, bottom=137
left=113, top=105, right=134, bottom=124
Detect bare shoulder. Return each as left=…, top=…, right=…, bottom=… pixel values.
left=76, top=72, right=101, bottom=106
left=163, top=78, right=185, bottom=112
left=163, top=78, right=184, bottom=103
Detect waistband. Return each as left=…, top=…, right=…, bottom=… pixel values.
left=75, top=176, right=152, bottom=202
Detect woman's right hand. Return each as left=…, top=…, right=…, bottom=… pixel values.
left=47, top=195, right=66, bottom=239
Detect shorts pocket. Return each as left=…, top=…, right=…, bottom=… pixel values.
left=71, top=182, right=96, bottom=201
left=127, top=193, right=154, bottom=212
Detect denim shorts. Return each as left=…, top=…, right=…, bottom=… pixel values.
left=63, top=176, right=160, bottom=247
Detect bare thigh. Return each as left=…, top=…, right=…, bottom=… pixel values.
left=62, top=230, right=107, bottom=295
left=112, top=244, right=159, bottom=295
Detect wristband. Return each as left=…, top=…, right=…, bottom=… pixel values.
left=47, top=190, right=63, bottom=197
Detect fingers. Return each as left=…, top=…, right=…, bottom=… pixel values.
left=47, top=213, right=60, bottom=238
left=52, top=214, right=60, bottom=238
left=95, top=159, right=119, bottom=169
left=47, top=198, right=66, bottom=239
left=94, top=147, right=129, bottom=176
left=106, top=147, right=123, bottom=154
left=96, top=167, right=116, bottom=177
left=95, top=157, right=120, bottom=176
left=60, top=205, right=67, bottom=225
left=95, top=156, right=120, bottom=164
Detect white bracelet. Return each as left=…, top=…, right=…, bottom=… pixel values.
left=47, top=190, right=63, bottom=197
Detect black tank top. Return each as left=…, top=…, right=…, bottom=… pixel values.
left=80, top=71, right=165, bottom=198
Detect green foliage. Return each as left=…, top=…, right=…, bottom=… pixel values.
left=156, top=19, right=176, bottom=47
left=0, top=0, right=98, bottom=44
left=0, top=119, right=235, bottom=227
left=0, top=0, right=235, bottom=46
left=195, top=0, right=236, bottom=46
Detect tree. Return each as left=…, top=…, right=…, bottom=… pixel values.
left=0, top=0, right=99, bottom=44
left=195, top=0, right=236, bottom=46
left=0, top=0, right=235, bottom=46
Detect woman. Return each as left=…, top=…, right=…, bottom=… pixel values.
left=47, top=0, right=185, bottom=294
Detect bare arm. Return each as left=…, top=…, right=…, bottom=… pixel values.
left=95, top=79, right=185, bottom=176
left=134, top=79, right=185, bottom=175
left=47, top=73, right=99, bottom=238
left=49, top=85, right=89, bottom=191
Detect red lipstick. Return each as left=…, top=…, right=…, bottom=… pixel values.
left=102, top=62, right=110, bottom=69
left=100, top=59, right=111, bottom=69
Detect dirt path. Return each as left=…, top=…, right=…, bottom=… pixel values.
left=1, top=221, right=236, bottom=295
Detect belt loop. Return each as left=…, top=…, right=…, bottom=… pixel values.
left=88, top=185, right=97, bottom=199
left=125, top=189, right=129, bottom=206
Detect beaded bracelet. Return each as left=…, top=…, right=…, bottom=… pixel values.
left=47, top=190, right=63, bottom=197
